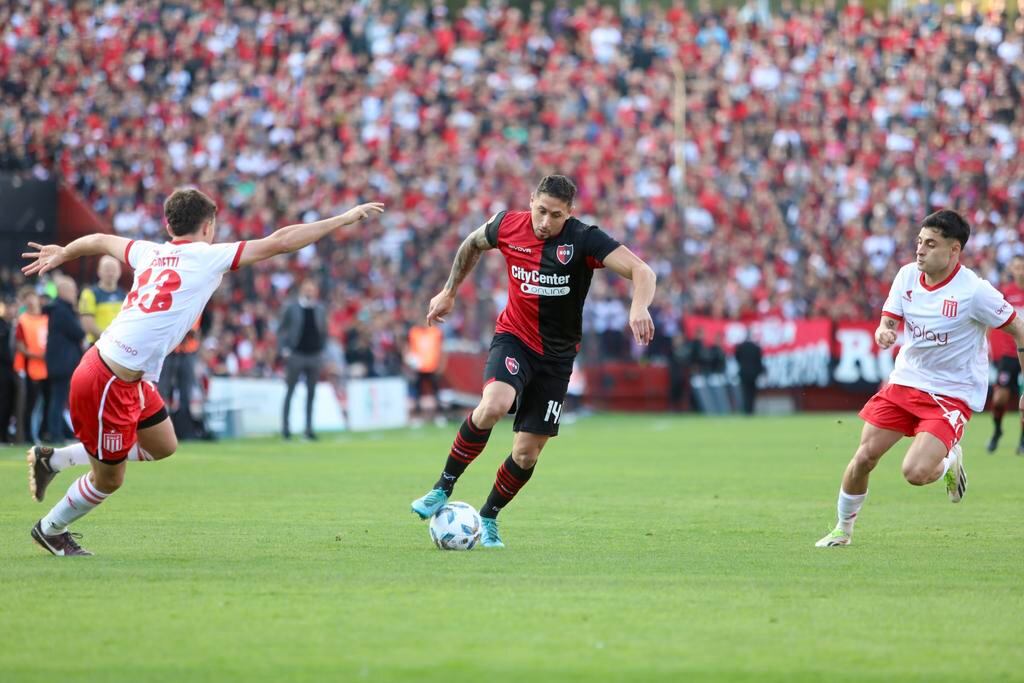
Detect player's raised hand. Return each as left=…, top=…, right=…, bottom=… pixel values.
left=21, top=242, right=68, bottom=277
left=629, top=306, right=655, bottom=345
left=339, top=202, right=386, bottom=226
left=875, top=327, right=898, bottom=349
left=427, top=290, right=455, bottom=326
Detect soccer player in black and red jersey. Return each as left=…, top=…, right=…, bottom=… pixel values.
left=410, top=175, right=657, bottom=547
left=987, top=255, right=1024, bottom=453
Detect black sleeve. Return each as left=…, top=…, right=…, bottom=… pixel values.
left=483, top=211, right=507, bottom=249
left=68, top=308, right=85, bottom=344
left=582, top=224, right=621, bottom=264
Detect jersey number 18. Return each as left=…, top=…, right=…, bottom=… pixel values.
left=123, top=268, right=181, bottom=314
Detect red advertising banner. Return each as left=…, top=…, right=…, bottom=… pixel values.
left=684, top=317, right=833, bottom=388
left=832, top=321, right=897, bottom=387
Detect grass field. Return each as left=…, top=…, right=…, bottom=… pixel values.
left=1, top=413, right=1023, bottom=682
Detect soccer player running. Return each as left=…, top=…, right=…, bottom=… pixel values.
left=410, top=175, right=656, bottom=547
left=986, top=255, right=1024, bottom=454
left=23, top=189, right=384, bottom=556
left=817, top=210, right=1024, bottom=547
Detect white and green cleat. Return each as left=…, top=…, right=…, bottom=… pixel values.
left=411, top=488, right=448, bottom=519
left=815, top=527, right=851, bottom=547
left=480, top=517, right=504, bottom=548
left=944, top=443, right=967, bottom=503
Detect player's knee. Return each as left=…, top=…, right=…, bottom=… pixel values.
left=151, top=440, right=177, bottom=460
left=92, top=469, right=125, bottom=494
left=511, top=450, right=540, bottom=469
left=475, top=399, right=511, bottom=427
left=901, top=462, right=933, bottom=486
left=852, top=445, right=882, bottom=471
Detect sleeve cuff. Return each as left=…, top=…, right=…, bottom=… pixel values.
left=123, top=240, right=135, bottom=266
left=881, top=311, right=903, bottom=322
left=230, top=241, right=246, bottom=271
left=998, top=310, right=1017, bottom=330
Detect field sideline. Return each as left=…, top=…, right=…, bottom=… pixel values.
left=1, top=413, right=1022, bottom=682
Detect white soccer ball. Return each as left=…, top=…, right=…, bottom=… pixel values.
left=428, top=501, right=482, bottom=551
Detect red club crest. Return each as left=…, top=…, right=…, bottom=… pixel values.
left=942, top=298, right=958, bottom=318
left=505, top=356, right=520, bottom=375
left=556, top=244, right=574, bottom=265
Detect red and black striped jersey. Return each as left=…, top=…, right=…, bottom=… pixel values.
left=485, top=210, right=620, bottom=358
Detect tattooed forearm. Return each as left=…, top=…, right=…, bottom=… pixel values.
left=882, top=317, right=898, bottom=329
left=444, top=233, right=484, bottom=292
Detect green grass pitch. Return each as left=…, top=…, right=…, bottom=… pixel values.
left=1, top=413, right=1023, bottom=682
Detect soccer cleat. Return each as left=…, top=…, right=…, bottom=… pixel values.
left=27, top=445, right=57, bottom=503
left=986, top=429, right=1001, bottom=453
left=30, top=521, right=93, bottom=556
left=944, top=443, right=967, bottom=503
left=411, top=488, right=448, bottom=519
left=815, top=527, right=851, bottom=547
left=480, top=517, right=505, bottom=548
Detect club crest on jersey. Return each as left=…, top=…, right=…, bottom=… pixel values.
left=903, top=290, right=913, bottom=302
left=942, top=298, right=958, bottom=318
left=556, top=244, right=574, bottom=265
left=102, top=431, right=123, bottom=454
left=505, top=356, right=520, bottom=375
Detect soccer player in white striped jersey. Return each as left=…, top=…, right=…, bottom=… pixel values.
left=816, top=209, right=1024, bottom=547
left=22, top=189, right=384, bottom=556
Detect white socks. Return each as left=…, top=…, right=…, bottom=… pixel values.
left=49, top=442, right=154, bottom=472
left=40, top=474, right=110, bottom=536
left=837, top=489, right=867, bottom=534
left=49, top=443, right=91, bottom=471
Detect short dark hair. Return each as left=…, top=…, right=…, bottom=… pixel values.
left=535, top=175, right=577, bottom=206
left=921, top=209, right=970, bottom=248
left=163, top=188, right=217, bottom=237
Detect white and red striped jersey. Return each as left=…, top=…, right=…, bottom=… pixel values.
left=883, top=262, right=1015, bottom=411
left=95, top=238, right=246, bottom=380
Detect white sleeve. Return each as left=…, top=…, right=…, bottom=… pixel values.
left=881, top=266, right=908, bottom=320
left=971, top=279, right=1016, bottom=329
left=124, top=240, right=158, bottom=271
left=203, top=241, right=248, bottom=273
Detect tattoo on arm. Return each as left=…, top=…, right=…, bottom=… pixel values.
left=882, top=317, right=898, bottom=329
left=444, top=228, right=488, bottom=292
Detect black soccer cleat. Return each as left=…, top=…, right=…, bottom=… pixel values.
left=30, top=521, right=93, bottom=556
left=986, top=428, right=1002, bottom=453
left=27, top=446, right=57, bottom=502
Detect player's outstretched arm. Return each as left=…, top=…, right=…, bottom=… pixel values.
left=426, top=225, right=494, bottom=326
left=21, top=234, right=131, bottom=276
left=1003, top=316, right=1024, bottom=413
left=602, top=245, right=657, bottom=345
left=236, top=202, right=385, bottom=268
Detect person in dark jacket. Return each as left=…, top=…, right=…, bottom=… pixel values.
left=44, top=276, right=85, bottom=443
left=0, top=298, right=16, bottom=443
left=278, top=279, right=327, bottom=439
left=733, top=333, right=765, bottom=415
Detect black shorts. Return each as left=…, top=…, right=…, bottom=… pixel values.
left=995, top=356, right=1022, bottom=389
left=483, top=333, right=573, bottom=436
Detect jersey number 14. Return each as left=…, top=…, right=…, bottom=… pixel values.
left=123, top=268, right=181, bottom=314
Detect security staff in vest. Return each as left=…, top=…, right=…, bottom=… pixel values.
left=14, top=286, right=48, bottom=443
left=79, top=255, right=125, bottom=344
left=159, top=317, right=201, bottom=439
left=279, top=279, right=327, bottom=440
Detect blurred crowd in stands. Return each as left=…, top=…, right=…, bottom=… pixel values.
left=2, top=0, right=1024, bottom=434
